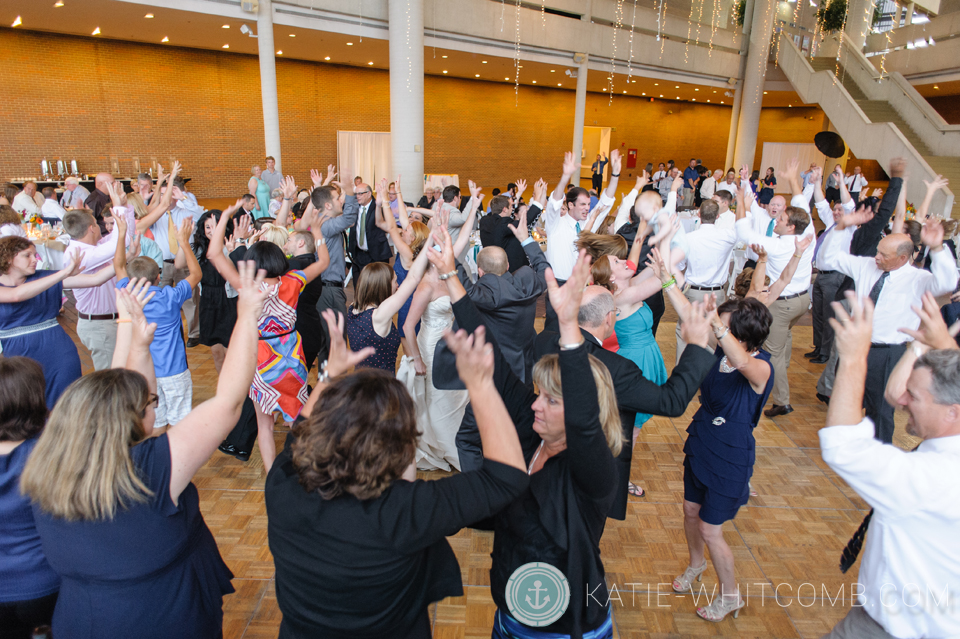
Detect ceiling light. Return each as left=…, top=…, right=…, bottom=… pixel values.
left=92, top=27, right=100, bottom=35
left=324, top=56, right=330, bottom=60
left=161, top=36, right=169, bottom=43
left=54, top=1, right=64, bottom=6
left=558, top=83, right=562, bottom=86
left=442, top=55, right=448, bottom=58
left=602, top=87, right=607, bottom=91
left=368, top=61, right=374, bottom=65
left=482, top=60, right=488, bottom=64
left=654, top=83, right=658, bottom=86
left=642, top=92, right=646, bottom=95
left=550, top=69, right=556, bottom=72
left=11, top=16, right=21, bottom=27
left=694, top=88, right=699, bottom=91
left=788, top=104, right=792, bottom=107
left=289, top=34, right=295, bottom=37
left=442, top=70, right=448, bottom=74
left=675, top=85, right=679, bottom=88
left=277, top=50, right=283, bottom=55
left=475, top=74, right=480, bottom=77
left=631, top=80, right=637, bottom=83
left=934, top=84, right=940, bottom=90
left=659, top=94, right=663, bottom=97
left=505, top=77, right=510, bottom=80
left=713, top=90, right=717, bottom=93
left=222, top=24, right=230, bottom=28
left=623, top=90, right=627, bottom=94
left=764, top=91, right=768, bottom=94
left=222, top=44, right=229, bottom=48
left=707, top=99, right=711, bottom=102
left=346, top=42, right=353, bottom=46
left=145, top=13, right=154, bottom=18
left=532, top=80, right=536, bottom=84
left=720, top=100, right=724, bottom=104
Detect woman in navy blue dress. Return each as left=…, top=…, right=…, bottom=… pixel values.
left=670, top=296, right=774, bottom=622
left=759, top=167, right=777, bottom=205
left=0, top=237, right=115, bottom=408
left=20, top=265, right=268, bottom=639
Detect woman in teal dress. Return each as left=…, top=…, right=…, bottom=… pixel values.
left=248, top=165, right=272, bottom=219
left=615, top=304, right=668, bottom=427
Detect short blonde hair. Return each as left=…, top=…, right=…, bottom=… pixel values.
left=532, top=353, right=622, bottom=456
left=258, top=222, right=289, bottom=248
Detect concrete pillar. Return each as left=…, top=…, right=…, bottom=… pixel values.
left=572, top=54, right=589, bottom=168
left=389, top=0, right=425, bottom=199
left=733, top=0, right=777, bottom=170
left=725, top=0, right=755, bottom=169
left=904, top=2, right=915, bottom=25
left=581, top=0, right=593, bottom=21
left=844, top=0, right=874, bottom=50
left=257, top=0, right=282, bottom=172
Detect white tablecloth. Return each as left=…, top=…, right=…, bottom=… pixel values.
left=33, top=239, right=66, bottom=270
left=679, top=213, right=699, bottom=234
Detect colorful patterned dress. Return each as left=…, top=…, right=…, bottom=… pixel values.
left=251, top=271, right=309, bottom=422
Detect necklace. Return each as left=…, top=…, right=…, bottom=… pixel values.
left=527, top=441, right=545, bottom=475
left=719, top=351, right=758, bottom=373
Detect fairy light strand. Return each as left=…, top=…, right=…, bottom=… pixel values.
left=514, top=0, right=521, bottom=105
left=685, top=0, right=695, bottom=65
left=708, top=0, right=720, bottom=57
left=541, top=0, right=546, bottom=29
left=609, top=0, right=624, bottom=99
left=626, top=0, right=638, bottom=80
left=659, top=0, right=667, bottom=58
left=500, top=0, right=506, bottom=32
left=695, top=0, right=705, bottom=49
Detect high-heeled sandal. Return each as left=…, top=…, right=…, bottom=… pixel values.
left=696, top=594, right=745, bottom=622
left=672, top=560, right=708, bottom=593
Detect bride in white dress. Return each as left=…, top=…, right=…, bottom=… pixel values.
left=399, top=186, right=481, bottom=471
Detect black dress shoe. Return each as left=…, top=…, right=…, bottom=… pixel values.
left=764, top=404, right=794, bottom=418
left=186, top=337, right=201, bottom=348
left=816, top=393, right=831, bottom=405
left=804, top=349, right=821, bottom=359
left=810, top=355, right=830, bottom=364
left=218, top=442, right=251, bottom=462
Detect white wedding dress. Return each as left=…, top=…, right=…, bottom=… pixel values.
left=403, top=295, right=469, bottom=471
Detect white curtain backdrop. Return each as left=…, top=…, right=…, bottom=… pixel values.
left=337, top=131, right=391, bottom=186
left=759, top=143, right=827, bottom=193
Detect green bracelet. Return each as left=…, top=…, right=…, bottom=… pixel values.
left=662, top=277, right=676, bottom=289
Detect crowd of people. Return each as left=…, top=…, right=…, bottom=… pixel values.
left=1, top=150, right=959, bottom=639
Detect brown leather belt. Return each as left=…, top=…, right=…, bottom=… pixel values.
left=78, top=312, right=119, bottom=321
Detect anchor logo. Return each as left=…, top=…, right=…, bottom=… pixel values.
left=525, top=580, right=551, bottom=609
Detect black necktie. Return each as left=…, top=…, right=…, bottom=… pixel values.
left=868, top=271, right=890, bottom=306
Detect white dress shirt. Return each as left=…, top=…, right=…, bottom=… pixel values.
left=612, top=188, right=639, bottom=234
left=60, top=185, right=91, bottom=209
left=716, top=180, right=737, bottom=196
left=714, top=210, right=736, bottom=231
left=651, top=170, right=666, bottom=189
left=817, top=229, right=958, bottom=344
left=544, top=190, right=615, bottom=281
left=41, top=198, right=68, bottom=220
left=699, top=176, right=717, bottom=200
left=736, top=190, right=815, bottom=296
left=683, top=223, right=738, bottom=287
left=820, top=418, right=960, bottom=639
left=846, top=174, right=869, bottom=193
left=12, top=192, right=41, bottom=217
left=147, top=199, right=205, bottom=261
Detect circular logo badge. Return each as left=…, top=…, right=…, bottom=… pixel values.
left=504, top=562, right=571, bottom=627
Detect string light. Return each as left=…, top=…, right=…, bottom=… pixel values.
left=695, top=0, right=705, bottom=50
left=879, top=0, right=896, bottom=78
left=500, top=0, right=506, bottom=32
left=541, top=0, right=546, bottom=29
left=685, top=0, right=695, bottom=64
left=609, top=0, right=624, bottom=100
left=514, top=0, right=521, bottom=105
left=358, top=0, right=362, bottom=42
left=657, top=0, right=667, bottom=58
left=835, top=4, right=849, bottom=79
left=708, top=0, right=720, bottom=56
left=626, top=0, right=638, bottom=80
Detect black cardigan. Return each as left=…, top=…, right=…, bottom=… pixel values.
left=265, top=432, right=529, bottom=639
left=451, top=295, right=617, bottom=638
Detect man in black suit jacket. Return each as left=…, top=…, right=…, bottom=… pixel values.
left=348, top=182, right=392, bottom=291
left=433, top=216, right=549, bottom=470
left=479, top=194, right=529, bottom=273
left=535, top=285, right=715, bottom=520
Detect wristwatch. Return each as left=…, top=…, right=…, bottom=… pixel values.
left=559, top=339, right=585, bottom=351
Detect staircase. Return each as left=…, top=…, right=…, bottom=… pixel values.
left=779, top=38, right=957, bottom=218
left=808, top=58, right=960, bottom=209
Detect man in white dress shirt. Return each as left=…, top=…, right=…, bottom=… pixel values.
left=40, top=187, right=68, bottom=220
left=60, top=176, right=91, bottom=209
left=845, top=166, right=868, bottom=203
left=12, top=182, right=42, bottom=218
left=820, top=295, right=960, bottom=639
left=817, top=211, right=957, bottom=443
left=542, top=150, right=620, bottom=332
left=710, top=190, right=736, bottom=230
left=715, top=170, right=738, bottom=196
left=736, top=161, right=816, bottom=417
left=675, top=199, right=737, bottom=361
left=699, top=169, right=721, bottom=203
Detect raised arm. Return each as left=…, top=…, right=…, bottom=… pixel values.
left=167, top=262, right=267, bottom=500
left=395, top=175, right=412, bottom=230
left=886, top=292, right=960, bottom=404
left=112, top=281, right=157, bottom=392
left=451, top=186, right=481, bottom=257
left=371, top=238, right=432, bottom=334
left=402, top=281, right=432, bottom=374
left=891, top=179, right=907, bottom=235
left=274, top=175, right=298, bottom=228
left=206, top=200, right=244, bottom=290
left=765, top=234, right=813, bottom=301
left=0, top=256, right=80, bottom=303
left=176, top=218, right=202, bottom=288
left=917, top=175, right=949, bottom=223
left=136, top=162, right=180, bottom=233
left=602, top=149, right=622, bottom=200
left=551, top=151, right=579, bottom=203
left=785, top=157, right=802, bottom=198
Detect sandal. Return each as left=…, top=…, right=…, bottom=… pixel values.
left=672, top=559, right=708, bottom=593
left=749, top=482, right=757, bottom=497
left=628, top=482, right=645, bottom=498
left=696, top=593, right=745, bottom=622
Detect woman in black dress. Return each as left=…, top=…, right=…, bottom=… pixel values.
left=193, top=206, right=248, bottom=372
left=430, top=236, right=623, bottom=639
left=759, top=167, right=776, bottom=205
left=266, top=310, right=529, bottom=638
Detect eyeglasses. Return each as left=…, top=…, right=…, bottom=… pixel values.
left=355, top=190, right=370, bottom=195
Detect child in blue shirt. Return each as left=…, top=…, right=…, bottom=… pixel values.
left=114, top=216, right=201, bottom=430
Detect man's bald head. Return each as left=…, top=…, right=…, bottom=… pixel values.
left=768, top=195, right=787, bottom=216
left=875, top=233, right=914, bottom=272
left=579, top=286, right=616, bottom=328
left=95, top=172, right=113, bottom=193
left=476, top=246, right=508, bottom=276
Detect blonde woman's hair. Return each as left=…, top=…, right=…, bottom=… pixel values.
left=21, top=370, right=153, bottom=521
left=408, top=221, right=430, bottom=258
left=258, top=222, right=289, bottom=248
left=532, top=353, right=622, bottom=457
left=126, top=192, right=149, bottom=219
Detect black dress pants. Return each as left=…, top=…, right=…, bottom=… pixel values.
left=864, top=343, right=907, bottom=444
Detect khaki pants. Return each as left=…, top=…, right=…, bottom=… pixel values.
left=820, top=606, right=896, bottom=639
left=765, top=293, right=810, bottom=406
left=161, top=262, right=198, bottom=339
left=77, top=317, right=117, bottom=370
left=676, top=286, right=726, bottom=364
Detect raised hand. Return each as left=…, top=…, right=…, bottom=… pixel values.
left=508, top=206, right=529, bottom=242
left=740, top=164, right=750, bottom=181
left=444, top=325, right=495, bottom=390
left=533, top=178, right=547, bottom=203
left=610, top=149, right=622, bottom=175
left=177, top=218, right=194, bottom=247
left=117, top=281, right=157, bottom=348
left=898, top=291, right=960, bottom=351
left=670, top=173, right=683, bottom=193
left=310, top=169, right=323, bottom=188
left=562, top=151, right=578, bottom=177
left=321, top=309, right=376, bottom=377
left=394, top=174, right=402, bottom=195
left=324, top=165, right=337, bottom=186
left=920, top=217, right=945, bottom=248
left=170, top=160, right=182, bottom=177
left=105, top=180, right=124, bottom=207
left=636, top=171, right=649, bottom=191
left=786, top=156, right=799, bottom=177
left=837, top=204, right=875, bottom=230
left=468, top=179, right=481, bottom=200
left=750, top=243, right=768, bottom=260
left=426, top=225, right=456, bottom=274
left=923, top=175, right=949, bottom=194
left=810, top=166, right=823, bottom=184
left=60, top=252, right=82, bottom=278
left=830, top=291, right=874, bottom=362
left=795, top=234, right=813, bottom=254
left=515, top=179, right=527, bottom=200
left=545, top=249, right=591, bottom=329
left=171, top=186, right=185, bottom=201
left=282, top=175, right=297, bottom=199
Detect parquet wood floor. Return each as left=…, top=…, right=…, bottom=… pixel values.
left=54, top=291, right=919, bottom=639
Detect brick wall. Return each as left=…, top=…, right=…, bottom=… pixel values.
left=2, top=27, right=825, bottom=198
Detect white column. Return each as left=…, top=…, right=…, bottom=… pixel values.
left=733, top=0, right=777, bottom=170
left=572, top=54, right=589, bottom=170
left=257, top=0, right=282, bottom=172
left=389, top=0, right=425, bottom=200
left=725, top=0, right=756, bottom=169
left=844, top=0, right=874, bottom=50
left=904, top=2, right=915, bottom=25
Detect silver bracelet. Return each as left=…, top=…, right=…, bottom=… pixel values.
left=559, top=339, right=585, bottom=351
left=318, top=359, right=330, bottom=385
left=714, top=326, right=730, bottom=341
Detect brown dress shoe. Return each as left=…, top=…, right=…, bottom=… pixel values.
left=764, top=404, right=794, bottom=418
